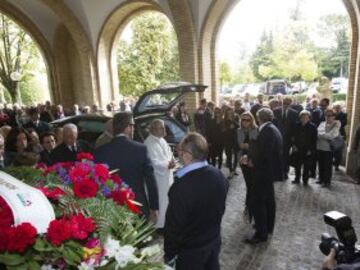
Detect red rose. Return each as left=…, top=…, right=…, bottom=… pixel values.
left=94, top=164, right=110, bottom=183
left=69, top=214, right=95, bottom=240
left=0, top=227, right=10, bottom=252
left=77, top=152, right=94, bottom=161
left=111, top=189, right=131, bottom=205
left=73, top=179, right=98, bottom=198
left=38, top=187, right=65, bottom=200
left=69, top=166, right=90, bottom=182
left=47, top=218, right=71, bottom=246
left=110, top=174, right=122, bottom=185
left=0, top=196, right=14, bottom=228
left=7, top=223, right=37, bottom=253
left=125, top=200, right=141, bottom=214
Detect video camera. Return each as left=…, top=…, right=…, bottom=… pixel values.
left=320, top=211, right=360, bottom=264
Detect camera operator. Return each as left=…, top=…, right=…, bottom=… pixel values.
left=323, top=249, right=360, bottom=270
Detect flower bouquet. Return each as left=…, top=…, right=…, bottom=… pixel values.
left=0, top=153, right=167, bottom=269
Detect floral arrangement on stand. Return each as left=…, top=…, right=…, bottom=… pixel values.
left=0, top=153, right=168, bottom=270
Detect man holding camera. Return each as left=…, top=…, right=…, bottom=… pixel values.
left=323, top=249, right=360, bottom=270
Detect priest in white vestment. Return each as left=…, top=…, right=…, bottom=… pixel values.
left=144, top=119, right=175, bottom=229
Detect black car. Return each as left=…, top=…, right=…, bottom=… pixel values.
left=50, top=82, right=206, bottom=151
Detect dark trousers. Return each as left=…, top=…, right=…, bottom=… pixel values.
left=317, top=150, right=333, bottom=184
left=225, top=147, right=238, bottom=172
left=176, top=238, right=221, bottom=270
left=309, top=151, right=317, bottom=177
left=240, top=165, right=253, bottom=217
left=333, top=146, right=344, bottom=168
left=250, top=186, right=276, bottom=239
left=209, top=145, right=223, bottom=169
left=294, top=150, right=312, bottom=183
left=283, top=142, right=291, bottom=178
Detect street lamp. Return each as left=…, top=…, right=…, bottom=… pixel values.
left=10, top=71, right=22, bottom=105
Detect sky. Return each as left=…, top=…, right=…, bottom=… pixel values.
left=217, top=0, right=349, bottom=68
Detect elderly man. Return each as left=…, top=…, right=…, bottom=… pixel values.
left=95, top=112, right=159, bottom=219
left=245, top=108, right=283, bottom=244
left=51, top=123, right=90, bottom=163
left=144, top=119, right=175, bottom=230
left=95, top=119, right=113, bottom=148
left=164, top=132, right=228, bottom=270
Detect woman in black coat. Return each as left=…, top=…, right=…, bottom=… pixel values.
left=207, top=107, right=224, bottom=169
left=223, top=107, right=239, bottom=179
left=291, top=110, right=318, bottom=185
left=175, top=102, right=191, bottom=130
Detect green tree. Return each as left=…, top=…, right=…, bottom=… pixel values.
left=219, top=61, right=232, bottom=87
left=0, top=14, right=42, bottom=104
left=249, top=31, right=274, bottom=81
left=317, top=14, right=351, bottom=78
left=117, top=12, right=180, bottom=97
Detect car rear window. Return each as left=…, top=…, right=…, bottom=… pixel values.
left=78, top=120, right=107, bottom=133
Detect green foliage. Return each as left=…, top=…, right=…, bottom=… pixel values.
left=117, top=12, right=180, bottom=97
left=0, top=14, right=48, bottom=104
left=247, top=9, right=350, bottom=83
left=219, top=61, right=232, bottom=86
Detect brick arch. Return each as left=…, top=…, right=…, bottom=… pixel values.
left=0, top=0, right=58, bottom=103
left=40, top=0, right=99, bottom=107
left=201, top=0, right=360, bottom=174
left=97, top=0, right=164, bottom=106
left=200, top=0, right=360, bottom=105
left=97, top=0, right=199, bottom=108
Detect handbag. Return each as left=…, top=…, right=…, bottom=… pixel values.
left=329, top=136, right=345, bottom=152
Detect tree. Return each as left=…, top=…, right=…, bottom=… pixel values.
left=249, top=31, right=274, bottom=81
left=0, top=14, right=40, bottom=103
left=117, top=12, right=180, bottom=97
left=317, top=14, right=351, bottom=78
left=219, top=61, right=232, bottom=87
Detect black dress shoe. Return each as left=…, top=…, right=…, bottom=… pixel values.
left=291, top=180, right=300, bottom=184
left=315, top=180, right=322, bottom=184
left=244, top=235, right=268, bottom=245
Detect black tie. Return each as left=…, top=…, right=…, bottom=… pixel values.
left=71, top=145, right=76, bottom=152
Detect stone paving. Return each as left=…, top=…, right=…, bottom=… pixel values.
left=220, top=168, right=360, bottom=270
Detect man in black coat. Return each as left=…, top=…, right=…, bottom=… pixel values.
left=164, top=133, right=228, bottom=270
left=23, top=107, right=50, bottom=135
left=51, top=123, right=90, bottom=163
left=94, top=112, right=159, bottom=219
left=273, top=96, right=298, bottom=180
left=246, top=108, right=283, bottom=244
left=291, top=110, right=318, bottom=185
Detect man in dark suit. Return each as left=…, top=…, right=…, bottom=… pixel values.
left=51, top=123, right=90, bottom=163
left=94, top=112, right=159, bottom=219
left=164, top=132, right=228, bottom=270
left=245, top=108, right=283, bottom=244
left=23, top=107, right=50, bottom=135
left=273, top=96, right=298, bottom=180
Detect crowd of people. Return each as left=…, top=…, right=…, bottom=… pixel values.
left=0, top=92, right=354, bottom=270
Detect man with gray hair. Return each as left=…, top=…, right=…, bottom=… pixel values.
left=164, top=132, right=228, bottom=269
left=144, top=119, right=175, bottom=230
left=51, top=123, right=90, bottom=163
left=244, top=108, right=283, bottom=244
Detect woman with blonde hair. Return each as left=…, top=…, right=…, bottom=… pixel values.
left=237, top=111, right=258, bottom=223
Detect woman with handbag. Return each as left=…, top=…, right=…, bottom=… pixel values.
left=237, top=112, right=258, bottom=223
left=316, top=108, right=341, bottom=187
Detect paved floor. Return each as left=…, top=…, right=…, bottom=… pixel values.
left=220, top=168, right=360, bottom=270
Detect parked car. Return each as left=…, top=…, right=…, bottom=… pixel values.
left=263, top=79, right=290, bottom=95
left=331, top=77, right=348, bottom=93
left=51, top=82, right=207, bottom=152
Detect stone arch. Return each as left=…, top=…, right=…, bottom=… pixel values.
left=0, top=0, right=57, bottom=103
left=97, top=0, right=199, bottom=108
left=40, top=0, right=99, bottom=107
